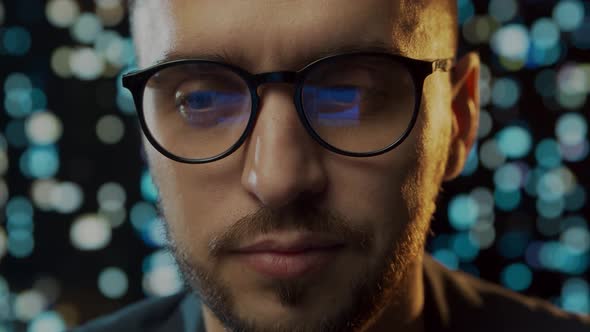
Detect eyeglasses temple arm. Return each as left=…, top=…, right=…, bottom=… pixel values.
left=432, top=58, right=455, bottom=73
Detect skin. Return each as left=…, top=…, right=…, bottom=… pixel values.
left=131, top=1, right=480, bottom=331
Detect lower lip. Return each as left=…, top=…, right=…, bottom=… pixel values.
left=235, top=246, right=344, bottom=279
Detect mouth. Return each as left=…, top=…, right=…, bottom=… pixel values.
left=229, top=232, right=347, bottom=279
left=234, top=248, right=344, bottom=279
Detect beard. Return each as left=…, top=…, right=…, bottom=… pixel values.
left=159, top=197, right=429, bottom=332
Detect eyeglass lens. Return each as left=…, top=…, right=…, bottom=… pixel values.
left=141, top=55, right=416, bottom=160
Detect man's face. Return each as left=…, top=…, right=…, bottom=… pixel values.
left=133, top=1, right=458, bottom=331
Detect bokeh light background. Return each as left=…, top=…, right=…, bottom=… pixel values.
left=0, top=0, right=589, bottom=330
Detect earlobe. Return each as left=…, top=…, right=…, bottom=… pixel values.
left=443, top=52, right=480, bottom=181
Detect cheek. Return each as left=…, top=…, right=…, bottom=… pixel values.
left=146, top=143, right=232, bottom=254
left=320, top=139, right=422, bottom=254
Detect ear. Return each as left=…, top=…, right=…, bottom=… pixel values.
left=443, top=52, right=480, bottom=181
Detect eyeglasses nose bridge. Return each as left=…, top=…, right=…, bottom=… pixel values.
left=252, top=71, right=298, bottom=92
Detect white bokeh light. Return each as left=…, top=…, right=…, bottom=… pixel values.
left=70, top=214, right=112, bottom=251
left=27, top=311, right=66, bottom=332
left=71, top=13, right=103, bottom=44
left=46, top=0, right=80, bottom=28
left=100, top=206, right=127, bottom=228
left=31, top=179, right=58, bottom=211
left=491, top=24, right=530, bottom=61
left=96, top=115, right=125, bottom=144
left=142, top=265, right=183, bottom=297
left=97, top=182, right=126, bottom=211
left=25, top=112, right=63, bottom=145
left=95, top=0, right=125, bottom=27
left=70, top=48, right=105, bottom=81
left=98, top=267, right=128, bottom=299
left=51, top=46, right=73, bottom=78
left=50, top=182, right=84, bottom=214
left=14, top=290, right=47, bottom=322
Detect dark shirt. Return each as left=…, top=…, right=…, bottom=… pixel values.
left=72, top=254, right=590, bottom=331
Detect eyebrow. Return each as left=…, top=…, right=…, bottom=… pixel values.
left=154, top=40, right=406, bottom=71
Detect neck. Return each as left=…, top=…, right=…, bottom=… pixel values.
left=360, top=257, right=425, bottom=332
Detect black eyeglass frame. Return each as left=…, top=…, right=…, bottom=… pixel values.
left=122, top=52, right=454, bottom=164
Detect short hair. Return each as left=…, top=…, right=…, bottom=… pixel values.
left=127, top=1, right=458, bottom=55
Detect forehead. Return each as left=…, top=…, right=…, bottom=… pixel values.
left=132, top=0, right=453, bottom=70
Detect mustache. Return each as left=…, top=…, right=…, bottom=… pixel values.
left=198, top=201, right=374, bottom=257
left=157, top=196, right=375, bottom=257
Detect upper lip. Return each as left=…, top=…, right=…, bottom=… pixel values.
left=232, top=232, right=346, bottom=254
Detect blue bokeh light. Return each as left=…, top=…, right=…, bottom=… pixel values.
left=6, top=196, right=34, bottom=219
left=458, top=0, right=475, bottom=24
left=130, top=201, right=158, bottom=233
left=2, top=26, right=32, bottom=55
left=461, top=143, right=479, bottom=176
left=496, top=126, right=532, bottom=159
left=5, top=88, right=33, bottom=118
left=141, top=169, right=158, bottom=202
left=451, top=232, right=480, bottom=262
left=553, top=0, right=585, bottom=32
left=531, top=18, right=560, bottom=50
left=537, top=197, right=565, bottom=219
left=488, top=0, right=518, bottom=23
left=4, top=72, right=32, bottom=92
left=535, top=139, right=562, bottom=168
left=8, top=229, right=34, bottom=258
left=539, top=241, right=589, bottom=275
left=501, top=263, right=533, bottom=291
left=491, top=78, right=520, bottom=108
left=494, top=188, right=521, bottom=211
left=493, top=163, right=523, bottom=191
left=139, top=217, right=166, bottom=248
left=5, top=119, right=29, bottom=148
left=561, top=278, right=590, bottom=314
left=448, top=195, right=479, bottom=231
left=530, top=41, right=563, bottom=67
left=556, top=112, right=587, bottom=146
left=433, top=249, right=459, bottom=270
left=19, top=146, right=60, bottom=179
left=564, top=185, right=586, bottom=212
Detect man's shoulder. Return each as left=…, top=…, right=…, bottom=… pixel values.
left=70, top=291, right=194, bottom=332
left=423, top=254, right=590, bottom=332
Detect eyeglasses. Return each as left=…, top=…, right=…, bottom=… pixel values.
left=122, top=52, right=453, bottom=164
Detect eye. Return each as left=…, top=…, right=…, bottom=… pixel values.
left=175, top=89, right=216, bottom=111
left=314, top=86, right=361, bottom=104
left=173, top=80, right=249, bottom=127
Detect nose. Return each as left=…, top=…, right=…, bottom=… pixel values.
left=241, top=84, right=328, bottom=209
